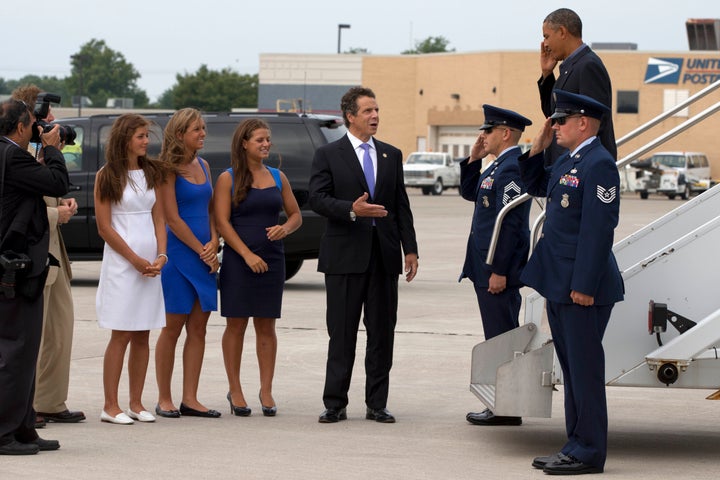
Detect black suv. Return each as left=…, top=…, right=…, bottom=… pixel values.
left=56, top=112, right=346, bottom=280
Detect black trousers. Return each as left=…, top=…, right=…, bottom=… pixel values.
left=322, top=232, right=398, bottom=410
left=0, top=294, right=43, bottom=444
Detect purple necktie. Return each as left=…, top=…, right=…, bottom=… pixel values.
left=360, top=143, right=375, bottom=197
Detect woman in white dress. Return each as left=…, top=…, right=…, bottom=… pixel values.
left=94, top=114, right=169, bottom=425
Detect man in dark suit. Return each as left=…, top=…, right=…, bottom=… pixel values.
left=520, top=90, right=624, bottom=475
left=459, top=105, right=532, bottom=427
left=0, top=99, right=68, bottom=455
left=539, top=8, right=616, bottom=164
left=309, top=86, right=418, bottom=424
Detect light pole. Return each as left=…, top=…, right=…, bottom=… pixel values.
left=337, top=24, right=351, bottom=54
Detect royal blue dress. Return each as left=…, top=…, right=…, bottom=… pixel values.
left=161, top=159, right=218, bottom=314
left=219, top=167, right=285, bottom=318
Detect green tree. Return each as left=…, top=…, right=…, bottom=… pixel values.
left=401, top=36, right=455, bottom=54
left=66, top=39, right=149, bottom=108
left=163, top=65, right=257, bottom=111
left=4, top=75, right=70, bottom=105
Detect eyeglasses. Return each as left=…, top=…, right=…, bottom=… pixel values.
left=552, top=114, right=582, bottom=126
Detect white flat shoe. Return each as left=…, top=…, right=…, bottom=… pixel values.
left=126, top=409, right=156, bottom=423
left=100, top=411, right=134, bottom=425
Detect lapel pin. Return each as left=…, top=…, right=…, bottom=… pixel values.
left=382, top=153, right=387, bottom=158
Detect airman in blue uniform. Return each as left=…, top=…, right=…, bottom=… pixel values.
left=460, top=105, right=532, bottom=426
left=520, top=90, right=623, bottom=475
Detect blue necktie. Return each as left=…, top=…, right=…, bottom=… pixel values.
left=360, top=143, right=375, bottom=197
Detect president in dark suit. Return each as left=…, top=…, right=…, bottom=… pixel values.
left=309, top=86, right=418, bottom=424
left=520, top=91, right=623, bottom=475
left=0, top=99, right=68, bottom=455
left=459, top=105, right=532, bottom=427
left=539, top=8, right=616, bottom=164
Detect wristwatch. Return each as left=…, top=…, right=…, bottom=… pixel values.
left=349, top=210, right=357, bottom=222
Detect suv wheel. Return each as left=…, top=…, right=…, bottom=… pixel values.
left=285, top=259, right=304, bottom=280
left=431, top=179, right=444, bottom=196
left=680, top=184, right=690, bottom=200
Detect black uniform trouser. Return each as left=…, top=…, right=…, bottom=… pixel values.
left=322, top=232, right=398, bottom=410
left=0, top=294, right=43, bottom=445
left=473, top=283, right=521, bottom=340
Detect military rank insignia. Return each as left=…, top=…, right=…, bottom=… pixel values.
left=596, top=186, right=617, bottom=203
left=503, top=181, right=521, bottom=205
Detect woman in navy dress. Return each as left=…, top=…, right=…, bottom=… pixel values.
left=155, top=108, right=221, bottom=419
left=214, top=119, right=301, bottom=416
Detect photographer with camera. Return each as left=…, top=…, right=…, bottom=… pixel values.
left=0, top=98, right=69, bottom=455
left=12, top=85, right=86, bottom=427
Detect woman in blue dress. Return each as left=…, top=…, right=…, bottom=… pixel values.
left=155, top=108, right=221, bottom=418
left=214, top=119, right=301, bottom=416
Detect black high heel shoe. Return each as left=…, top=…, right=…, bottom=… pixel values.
left=259, top=392, right=277, bottom=417
left=227, top=392, right=251, bottom=417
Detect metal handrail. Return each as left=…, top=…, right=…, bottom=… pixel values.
left=485, top=94, right=720, bottom=266
left=616, top=79, right=720, bottom=148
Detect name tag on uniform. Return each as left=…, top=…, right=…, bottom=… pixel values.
left=480, top=177, right=494, bottom=189
left=559, top=174, right=580, bottom=188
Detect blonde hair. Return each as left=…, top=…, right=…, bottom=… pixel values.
left=159, top=107, right=204, bottom=167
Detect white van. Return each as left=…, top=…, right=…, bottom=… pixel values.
left=632, top=152, right=712, bottom=200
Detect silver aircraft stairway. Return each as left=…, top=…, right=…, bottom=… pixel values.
left=469, top=81, right=720, bottom=417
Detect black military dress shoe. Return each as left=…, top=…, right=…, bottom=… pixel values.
left=0, top=440, right=40, bottom=455
left=318, top=407, right=347, bottom=423
left=543, top=454, right=603, bottom=475
left=28, top=437, right=60, bottom=451
left=36, top=409, right=86, bottom=423
left=365, top=407, right=396, bottom=423
left=466, top=408, right=522, bottom=426
left=532, top=452, right=564, bottom=469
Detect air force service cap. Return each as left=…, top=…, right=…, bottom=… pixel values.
left=479, top=104, right=532, bottom=132
left=550, top=90, right=611, bottom=120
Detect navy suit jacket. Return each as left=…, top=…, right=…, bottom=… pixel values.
left=309, top=135, right=417, bottom=275
left=459, top=147, right=530, bottom=288
left=519, top=138, right=623, bottom=305
left=539, top=45, right=617, bottom=163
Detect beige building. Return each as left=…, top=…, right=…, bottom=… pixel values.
left=260, top=50, right=720, bottom=174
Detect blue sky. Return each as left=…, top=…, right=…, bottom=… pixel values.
left=2, top=0, right=715, bottom=101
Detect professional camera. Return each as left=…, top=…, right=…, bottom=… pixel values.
left=0, top=250, right=32, bottom=299
left=30, top=93, right=77, bottom=146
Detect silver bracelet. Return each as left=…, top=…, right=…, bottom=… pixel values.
left=157, top=253, right=169, bottom=261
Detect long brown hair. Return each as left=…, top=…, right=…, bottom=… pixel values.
left=159, top=107, right=204, bottom=168
left=96, top=114, right=168, bottom=203
left=230, top=118, right=270, bottom=205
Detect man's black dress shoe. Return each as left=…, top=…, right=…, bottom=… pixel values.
left=28, top=437, right=60, bottom=451
left=543, top=454, right=603, bottom=475
left=179, top=403, right=221, bottom=418
left=366, top=407, right=396, bottom=423
left=532, top=452, right=564, bottom=469
left=155, top=404, right=181, bottom=418
left=36, top=409, right=86, bottom=423
left=466, top=408, right=522, bottom=426
left=318, top=407, right=347, bottom=423
left=0, top=440, right=39, bottom=455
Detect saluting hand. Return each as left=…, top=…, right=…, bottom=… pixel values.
left=540, top=41, right=557, bottom=79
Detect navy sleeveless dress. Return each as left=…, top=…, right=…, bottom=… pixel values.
left=219, top=167, right=285, bottom=318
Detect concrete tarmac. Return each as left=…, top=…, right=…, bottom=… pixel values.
left=3, top=192, right=718, bottom=479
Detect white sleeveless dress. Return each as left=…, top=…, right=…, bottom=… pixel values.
left=96, top=169, right=165, bottom=330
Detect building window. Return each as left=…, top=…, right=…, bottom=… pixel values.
left=617, top=91, right=639, bottom=114
left=663, top=89, right=690, bottom=117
